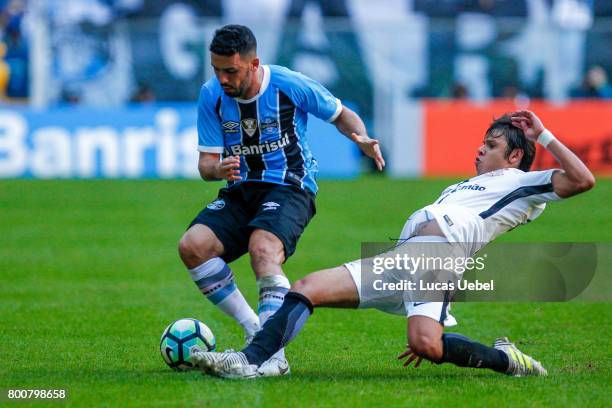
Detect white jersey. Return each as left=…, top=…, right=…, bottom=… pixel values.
left=400, top=168, right=562, bottom=255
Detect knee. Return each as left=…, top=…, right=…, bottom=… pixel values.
left=178, top=234, right=214, bottom=268
left=291, top=277, right=316, bottom=304
left=291, top=277, right=309, bottom=293
left=409, top=334, right=443, bottom=361
left=249, top=238, right=283, bottom=267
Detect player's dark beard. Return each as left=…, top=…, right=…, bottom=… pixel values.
left=222, top=86, right=241, bottom=97
left=222, top=73, right=250, bottom=98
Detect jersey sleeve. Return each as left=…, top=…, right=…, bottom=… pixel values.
left=518, top=169, right=563, bottom=204
left=279, top=68, right=342, bottom=122
left=197, top=84, right=224, bottom=153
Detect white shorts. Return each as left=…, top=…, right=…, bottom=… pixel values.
left=344, top=236, right=458, bottom=326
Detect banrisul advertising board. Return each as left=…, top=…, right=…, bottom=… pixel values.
left=0, top=106, right=199, bottom=178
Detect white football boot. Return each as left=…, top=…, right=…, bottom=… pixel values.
left=242, top=332, right=290, bottom=377
left=257, top=351, right=291, bottom=377
left=493, top=337, right=548, bottom=377
left=191, top=348, right=259, bottom=379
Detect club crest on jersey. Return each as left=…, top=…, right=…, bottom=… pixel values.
left=241, top=118, right=258, bottom=137
left=206, top=199, right=225, bottom=210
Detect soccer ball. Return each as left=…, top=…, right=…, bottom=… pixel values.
left=160, top=318, right=216, bottom=370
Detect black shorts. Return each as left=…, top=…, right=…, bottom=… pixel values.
left=189, top=182, right=316, bottom=263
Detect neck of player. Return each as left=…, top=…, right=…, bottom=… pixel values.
left=243, top=66, right=263, bottom=100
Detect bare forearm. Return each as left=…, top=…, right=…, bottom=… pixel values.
left=198, top=152, right=222, bottom=181
left=334, top=106, right=367, bottom=141
left=546, top=139, right=593, bottom=186
left=199, top=162, right=220, bottom=181
left=540, top=133, right=595, bottom=197
left=333, top=105, right=385, bottom=171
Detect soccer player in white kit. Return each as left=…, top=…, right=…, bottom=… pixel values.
left=192, top=110, right=595, bottom=379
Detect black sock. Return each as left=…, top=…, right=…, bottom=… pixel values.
left=441, top=333, right=509, bottom=373
left=242, top=292, right=313, bottom=366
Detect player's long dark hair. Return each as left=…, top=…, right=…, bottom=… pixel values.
left=486, top=115, right=536, bottom=171
left=210, top=25, right=257, bottom=56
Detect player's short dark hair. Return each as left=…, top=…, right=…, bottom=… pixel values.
left=486, top=114, right=536, bottom=171
left=209, top=25, right=257, bottom=57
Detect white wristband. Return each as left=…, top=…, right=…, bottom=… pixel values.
left=537, top=129, right=557, bottom=148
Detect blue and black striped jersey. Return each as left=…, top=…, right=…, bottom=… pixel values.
left=197, top=65, right=342, bottom=194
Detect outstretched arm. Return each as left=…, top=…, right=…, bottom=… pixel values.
left=333, top=106, right=385, bottom=171
left=510, top=110, right=595, bottom=198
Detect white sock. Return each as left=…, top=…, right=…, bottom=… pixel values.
left=257, top=275, right=291, bottom=360
left=189, top=258, right=260, bottom=337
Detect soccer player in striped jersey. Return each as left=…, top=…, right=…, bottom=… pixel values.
left=177, top=25, right=384, bottom=377
left=191, top=110, right=595, bottom=379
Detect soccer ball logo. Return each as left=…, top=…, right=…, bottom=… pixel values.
left=160, top=318, right=216, bottom=370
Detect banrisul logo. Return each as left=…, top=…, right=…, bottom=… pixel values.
left=0, top=108, right=200, bottom=179
left=241, top=118, right=258, bottom=137
left=226, top=132, right=291, bottom=156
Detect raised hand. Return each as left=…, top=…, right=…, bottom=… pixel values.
left=510, top=110, right=546, bottom=142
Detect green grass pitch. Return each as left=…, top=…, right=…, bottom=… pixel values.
left=1, top=177, right=610, bottom=406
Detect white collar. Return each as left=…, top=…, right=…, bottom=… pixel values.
left=474, top=167, right=524, bottom=179
left=234, top=65, right=270, bottom=103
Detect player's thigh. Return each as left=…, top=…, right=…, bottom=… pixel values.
left=188, top=188, right=252, bottom=263
left=292, top=266, right=359, bottom=308
left=248, top=185, right=316, bottom=260
left=407, top=315, right=444, bottom=358
left=408, top=315, right=443, bottom=343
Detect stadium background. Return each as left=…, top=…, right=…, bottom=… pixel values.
left=2, top=0, right=612, bottom=179
left=1, top=0, right=611, bottom=406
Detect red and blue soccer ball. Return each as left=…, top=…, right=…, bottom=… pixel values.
left=160, top=318, right=216, bottom=370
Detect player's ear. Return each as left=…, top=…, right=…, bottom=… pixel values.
left=250, top=57, right=260, bottom=72
left=509, top=148, right=524, bottom=167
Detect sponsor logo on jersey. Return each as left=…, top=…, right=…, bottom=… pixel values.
left=206, top=199, right=225, bottom=210
left=260, top=117, right=279, bottom=135
left=262, top=201, right=280, bottom=211
left=455, top=183, right=486, bottom=192
left=222, top=121, right=240, bottom=133
left=438, top=182, right=486, bottom=203
left=241, top=118, right=258, bottom=137
left=225, top=132, right=291, bottom=156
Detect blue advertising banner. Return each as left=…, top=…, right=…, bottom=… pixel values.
left=0, top=104, right=359, bottom=179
